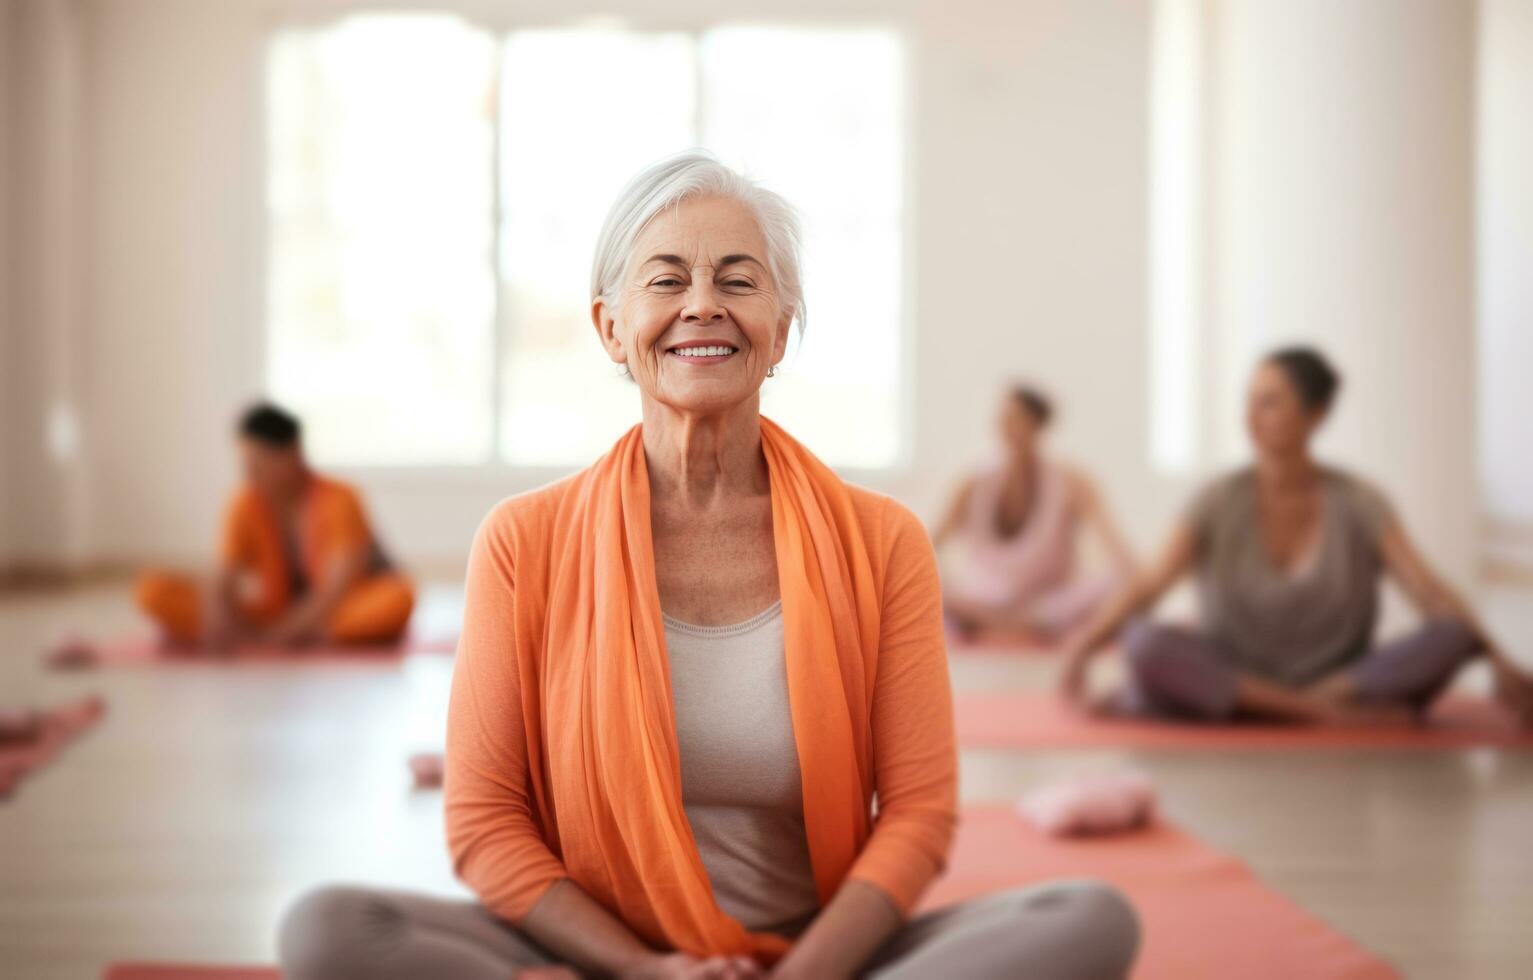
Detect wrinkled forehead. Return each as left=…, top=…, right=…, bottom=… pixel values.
left=627, top=195, right=771, bottom=274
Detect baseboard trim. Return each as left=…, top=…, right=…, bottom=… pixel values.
left=0, top=562, right=114, bottom=592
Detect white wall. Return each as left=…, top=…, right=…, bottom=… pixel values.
left=1, top=0, right=13, bottom=569
left=3, top=0, right=92, bottom=572
left=1479, top=0, right=1533, bottom=544
left=1209, top=0, right=1477, bottom=585
left=82, top=0, right=266, bottom=568
left=905, top=0, right=1160, bottom=544
left=61, top=0, right=1158, bottom=569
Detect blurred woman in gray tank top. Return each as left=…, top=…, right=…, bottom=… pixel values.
left=1059, top=347, right=1533, bottom=727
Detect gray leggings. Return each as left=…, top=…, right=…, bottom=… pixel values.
left=1120, top=617, right=1482, bottom=721
left=279, top=878, right=1139, bottom=980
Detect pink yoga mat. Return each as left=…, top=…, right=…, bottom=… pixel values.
left=103, top=967, right=277, bottom=980
left=955, top=689, right=1533, bottom=749
left=924, top=805, right=1397, bottom=979
left=0, top=696, right=105, bottom=799
left=49, top=633, right=456, bottom=671
left=102, top=807, right=1396, bottom=979
left=947, top=627, right=1056, bottom=655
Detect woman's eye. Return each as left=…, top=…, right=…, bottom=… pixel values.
left=652, top=278, right=683, bottom=287
left=723, top=279, right=753, bottom=289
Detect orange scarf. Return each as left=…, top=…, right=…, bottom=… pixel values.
left=532, top=417, right=883, bottom=959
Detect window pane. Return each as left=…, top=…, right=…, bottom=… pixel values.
left=701, top=27, right=904, bottom=468
left=267, top=15, right=497, bottom=466
left=497, top=30, right=694, bottom=465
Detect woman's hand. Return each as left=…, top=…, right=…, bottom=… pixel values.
left=620, top=953, right=764, bottom=980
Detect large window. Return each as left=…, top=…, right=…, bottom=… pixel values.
left=267, top=15, right=905, bottom=469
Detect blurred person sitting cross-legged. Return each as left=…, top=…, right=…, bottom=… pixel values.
left=54, top=403, right=414, bottom=663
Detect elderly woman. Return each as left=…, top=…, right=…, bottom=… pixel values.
left=935, top=384, right=1137, bottom=645
left=1060, top=347, right=1533, bottom=727
left=278, top=153, right=1139, bottom=979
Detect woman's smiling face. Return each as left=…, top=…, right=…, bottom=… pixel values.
left=592, top=194, right=792, bottom=416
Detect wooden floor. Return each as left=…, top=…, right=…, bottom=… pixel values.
left=3, top=582, right=1532, bottom=979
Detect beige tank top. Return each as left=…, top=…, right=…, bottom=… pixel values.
left=664, top=601, right=820, bottom=936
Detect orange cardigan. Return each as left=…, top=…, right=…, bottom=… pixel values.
left=445, top=421, right=957, bottom=957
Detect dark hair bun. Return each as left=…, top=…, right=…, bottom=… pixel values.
left=239, top=402, right=301, bottom=446
left=1266, top=346, right=1340, bottom=411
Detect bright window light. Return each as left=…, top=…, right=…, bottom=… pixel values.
left=1148, top=0, right=1202, bottom=474
left=268, top=19, right=905, bottom=469
left=267, top=15, right=497, bottom=465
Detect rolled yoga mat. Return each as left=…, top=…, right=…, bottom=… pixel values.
left=954, top=689, right=1533, bottom=750
left=103, top=806, right=1396, bottom=980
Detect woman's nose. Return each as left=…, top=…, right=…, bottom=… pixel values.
left=681, top=280, right=726, bottom=322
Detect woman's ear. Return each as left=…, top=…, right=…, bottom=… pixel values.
left=591, top=298, right=627, bottom=367
left=772, top=308, right=794, bottom=364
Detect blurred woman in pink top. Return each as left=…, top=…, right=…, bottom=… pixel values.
left=935, top=385, right=1138, bottom=646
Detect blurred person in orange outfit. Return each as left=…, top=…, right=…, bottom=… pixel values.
left=58, top=403, right=413, bottom=662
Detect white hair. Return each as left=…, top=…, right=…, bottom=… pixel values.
left=590, top=150, right=807, bottom=335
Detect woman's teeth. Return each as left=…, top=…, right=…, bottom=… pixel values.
left=671, top=346, right=736, bottom=358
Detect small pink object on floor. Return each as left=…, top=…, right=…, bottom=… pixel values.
left=1017, top=771, right=1157, bottom=836
left=408, top=752, right=445, bottom=790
